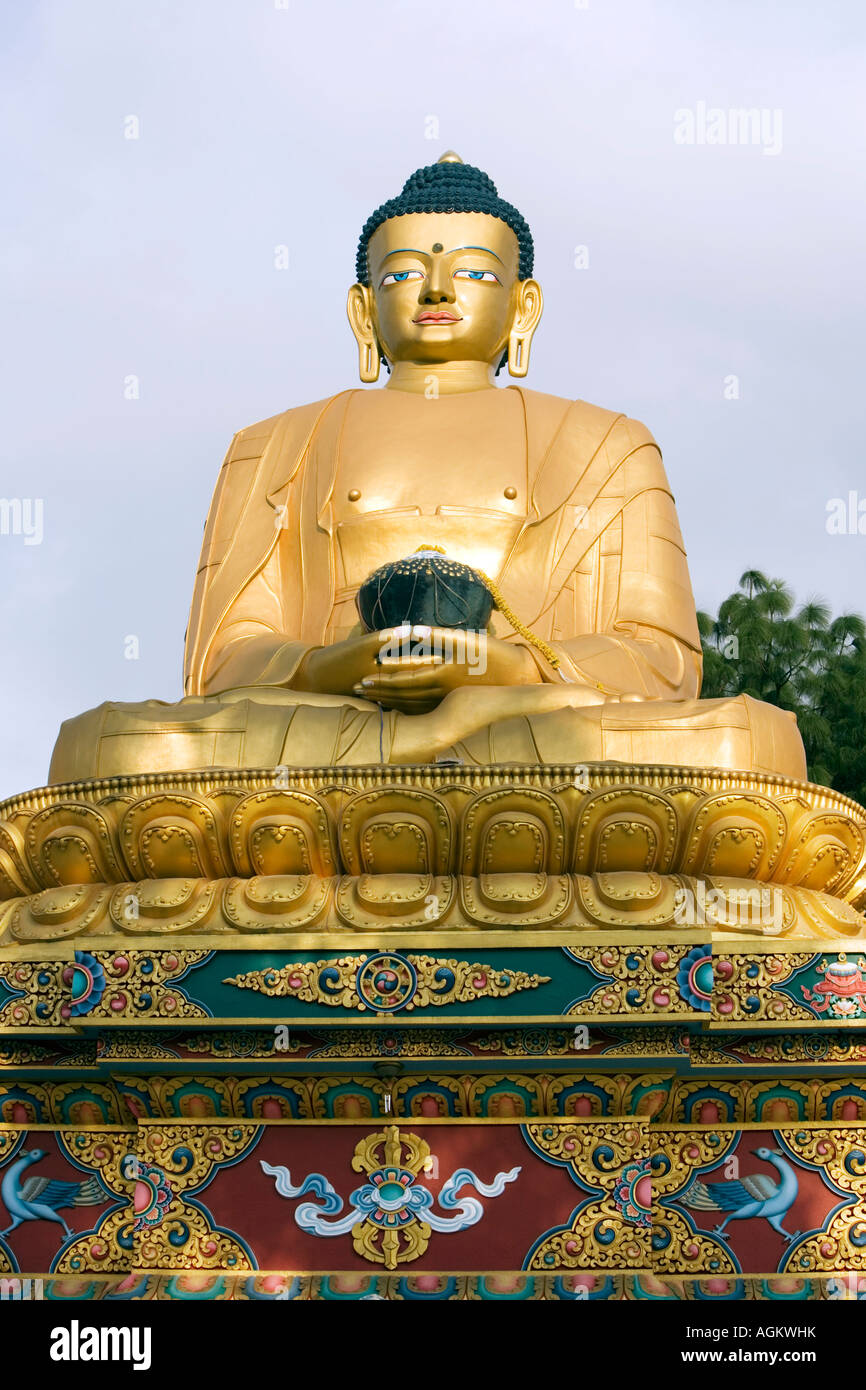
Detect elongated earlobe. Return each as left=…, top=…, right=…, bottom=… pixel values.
left=347, top=284, right=381, bottom=383
left=358, top=339, right=381, bottom=383
left=507, top=278, right=543, bottom=379
left=507, top=332, right=528, bottom=377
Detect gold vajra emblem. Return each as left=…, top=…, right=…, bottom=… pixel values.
left=261, top=1124, right=521, bottom=1269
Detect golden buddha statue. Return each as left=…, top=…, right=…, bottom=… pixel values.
left=49, top=153, right=805, bottom=783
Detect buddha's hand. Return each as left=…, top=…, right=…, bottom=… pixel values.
left=348, top=625, right=542, bottom=714
left=290, top=631, right=397, bottom=698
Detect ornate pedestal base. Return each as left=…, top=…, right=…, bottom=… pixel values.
left=1, top=765, right=864, bottom=1299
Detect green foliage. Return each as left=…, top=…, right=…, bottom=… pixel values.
left=699, top=570, right=866, bottom=805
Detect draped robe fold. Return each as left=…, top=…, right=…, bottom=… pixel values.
left=48, top=388, right=806, bottom=783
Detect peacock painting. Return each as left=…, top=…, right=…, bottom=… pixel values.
left=681, top=1146, right=801, bottom=1244
left=0, top=1148, right=105, bottom=1245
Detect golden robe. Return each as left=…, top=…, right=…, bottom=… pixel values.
left=49, top=387, right=806, bottom=781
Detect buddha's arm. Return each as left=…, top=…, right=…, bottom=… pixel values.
left=198, top=555, right=384, bottom=697
left=201, top=628, right=310, bottom=692
left=195, top=542, right=310, bottom=692
left=202, top=621, right=383, bottom=698
left=184, top=396, right=342, bottom=697
left=526, top=622, right=701, bottom=701
left=517, top=421, right=702, bottom=701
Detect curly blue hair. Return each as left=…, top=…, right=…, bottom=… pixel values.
left=356, top=160, right=534, bottom=286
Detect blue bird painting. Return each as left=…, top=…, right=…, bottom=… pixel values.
left=682, top=1146, right=801, bottom=1244
left=0, top=1148, right=104, bottom=1244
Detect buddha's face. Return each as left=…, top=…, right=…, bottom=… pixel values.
left=364, top=211, right=525, bottom=367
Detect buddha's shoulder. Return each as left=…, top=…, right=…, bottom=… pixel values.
left=224, top=393, right=345, bottom=464
left=514, top=387, right=659, bottom=453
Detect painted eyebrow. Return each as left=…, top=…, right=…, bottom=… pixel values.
left=379, top=245, right=504, bottom=264
left=447, top=245, right=504, bottom=263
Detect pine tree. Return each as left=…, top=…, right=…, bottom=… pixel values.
left=698, top=572, right=866, bottom=804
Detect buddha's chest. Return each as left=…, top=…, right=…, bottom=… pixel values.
left=331, top=393, right=528, bottom=585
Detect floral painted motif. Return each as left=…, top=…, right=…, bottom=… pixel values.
left=62, top=953, right=107, bottom=1019
left=676, top=947, right=713, bottom=1013
left=121, top=1155, right=174, bottom=1231
left=612, top=1159, right=653, bottom=1228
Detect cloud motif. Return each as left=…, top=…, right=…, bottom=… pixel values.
left=260, top=1161, right=343, bottom=1216
left=260, top=1157, right=520, bottom=1239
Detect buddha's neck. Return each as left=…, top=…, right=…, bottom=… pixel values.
left=385, top=360, right=498, bottom=394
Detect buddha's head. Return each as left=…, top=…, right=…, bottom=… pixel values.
left=347, top=153, right=543, bottom=384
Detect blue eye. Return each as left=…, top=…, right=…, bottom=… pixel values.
left=380, top=269, right=423, bottom=287
left=453, top=269, right=500, bottom=283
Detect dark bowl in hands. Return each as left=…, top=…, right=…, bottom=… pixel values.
left=356, top=549, right=494, bottom=632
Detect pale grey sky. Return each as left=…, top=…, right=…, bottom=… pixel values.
left=1, top=0, right=864, bottom=798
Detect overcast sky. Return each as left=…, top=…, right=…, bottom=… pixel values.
left=1, top=0, right=864, bottom=798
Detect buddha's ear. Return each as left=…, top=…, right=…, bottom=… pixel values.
left=346, top=283, right=382, bottom=383
left=507, top=278, right=544, bottom=378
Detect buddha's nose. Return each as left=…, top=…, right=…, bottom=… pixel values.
left=419, top=266, right=455, bottom=304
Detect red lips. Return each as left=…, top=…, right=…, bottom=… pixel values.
left=413, top=311, right=462, bottom=323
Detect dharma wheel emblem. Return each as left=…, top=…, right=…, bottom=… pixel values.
left=224, top=952, right=549, bottom=1011
left=356, top=954, right=418, bottom=1012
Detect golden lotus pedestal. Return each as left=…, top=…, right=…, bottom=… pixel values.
left=2, top=762, right=866, bottom=1300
